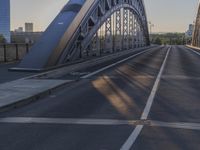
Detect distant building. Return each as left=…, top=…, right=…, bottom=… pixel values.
left=0, top=0, right=10, bottom=43
left=11, top=31, right=43, bottom=43
left=185, top=24, right=194, bottom=37
left=25, top=23, right=33, bottom=32
left=14, top=27, right=23, bottom=33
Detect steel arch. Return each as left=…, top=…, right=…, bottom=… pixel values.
left=192, top=2, right=200, bottom=47
left=15, top=0, right=149, bottom=71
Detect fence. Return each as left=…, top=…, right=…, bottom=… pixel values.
left=0, top=43, right=33, bottom=63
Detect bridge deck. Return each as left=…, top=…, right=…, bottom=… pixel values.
left=0, top=46, right=200, bottom=150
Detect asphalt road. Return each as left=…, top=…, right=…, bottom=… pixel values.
left=0, top=45, right=200, bottom=150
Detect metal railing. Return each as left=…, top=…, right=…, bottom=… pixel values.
left=0, top=43, right=32, bottom=63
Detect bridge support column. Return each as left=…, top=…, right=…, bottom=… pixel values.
left=129, top=10, right=134, bottom=49
left=115, top=9, right=122, bottom=51
left=133, top=16, right=137, bottom=48
left=105, top=17, right=113, bottom=53
left=123, top=8, right=129, bottom=50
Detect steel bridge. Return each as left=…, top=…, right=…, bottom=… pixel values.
left=13, top=0, right=149, bottom=71
left=192, top=2, right=200, bottom=47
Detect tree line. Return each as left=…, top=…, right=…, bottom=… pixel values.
left=150, top=33, right=190, bottom=45
left=0, top=34, right=6, bottom=43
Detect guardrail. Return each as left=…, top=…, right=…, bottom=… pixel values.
left=0, top=43, right=33, bottom=63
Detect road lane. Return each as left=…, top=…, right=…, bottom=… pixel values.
left=133, top=126, right=200, bottom=150
left=133, top=46, right=200, bottom=150
left=120, top=47, right=171, bottom=150
left=0, top=46, right=169, bottom=150
left=149, top=46, right=200, bottom=122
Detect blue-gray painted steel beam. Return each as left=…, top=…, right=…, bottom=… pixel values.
left=12, top=0, right=149, bottom=71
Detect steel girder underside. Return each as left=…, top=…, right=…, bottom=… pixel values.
left=14, top=0, right=149, bottom=71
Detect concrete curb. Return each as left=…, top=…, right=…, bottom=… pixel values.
left=186, top=45, right=200, bottom=51
left=0, top=79, right=75, bottom=113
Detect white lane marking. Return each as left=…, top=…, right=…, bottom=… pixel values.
left=81, top=49, right=153, bottom=79
left=121, top=125, right=143, bottom=149
left=151, top=121, right=200, bottom=130
left=0, top=117, right=130, bottom=125
left=120, top=47, right=171, bottom=150
left=1, top=117, right=200, bottom=130
left=186, top=47, right=200, bottom=56
left=0, top=117, right=149, bottom=126
left=162, top=75, right=200, bottom=80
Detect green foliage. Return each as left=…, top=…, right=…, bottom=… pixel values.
left=150, top=33, right=186, bottom=45
left=0, top=34, right=6, bottom=43
left=154, top=37, right=162, bottom=45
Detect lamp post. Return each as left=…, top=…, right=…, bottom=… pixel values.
left=148, top=22, right=154, bottom=43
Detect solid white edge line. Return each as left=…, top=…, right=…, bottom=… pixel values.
left=120, top=47, right=171, bottom=150
left=141, top=47, right=171, bottom=119
left=81, top=48, right=155, bottom=79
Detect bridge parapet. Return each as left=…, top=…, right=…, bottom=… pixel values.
left=0, top=43, right=32, bottom=63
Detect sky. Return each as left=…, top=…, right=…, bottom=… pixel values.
left=11, top=0, right=67, bottom=31
left=11, top=0, right=199, bottom=33
left=144, top=0, right=199, bottom=32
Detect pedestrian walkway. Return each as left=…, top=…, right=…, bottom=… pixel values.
left=0, top=78, right=72, bottom=111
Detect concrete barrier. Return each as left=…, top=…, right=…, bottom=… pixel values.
left=186, top=45, right=200, bottom=51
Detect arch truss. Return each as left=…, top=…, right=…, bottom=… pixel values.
left=15, top=0, right=150, bottom=71
left=192, top=3, right=200, bottom=47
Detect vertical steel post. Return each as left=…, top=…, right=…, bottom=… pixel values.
left=129, top=11, right=134, bottom=49
left=133, top=14, right=136, bottom=48
left=105, top=16, right=112, bottom=53
left=135, top=17, right=139, bottom=48
left=3, top=44, right=7, bottom=62
left=99, top=25, right=103, bottom=56
left=26, top=44, right=29, bottom=53
left=112, top=12, right=115, bottom=53
left=15, top=44, right=19, bottom=60
left=115, top=9, right=122, bottom=51
left=123, top=8, right=129, bottom=50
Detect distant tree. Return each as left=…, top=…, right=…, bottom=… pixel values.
left=154, top=37, right=162, bottom=45
left=0, top=34, right=6, bottom=43
left=150, top=33, right=185, bottom=45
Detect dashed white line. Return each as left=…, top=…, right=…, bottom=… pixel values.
left=120, top=47, right=171, bottom=150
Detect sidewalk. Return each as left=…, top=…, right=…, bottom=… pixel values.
left=0, top=78, right=72, bottom=112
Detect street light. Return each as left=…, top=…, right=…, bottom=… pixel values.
left=148, top=22, right=154, bottom=34
left=148, top=22, right=154, bottom=43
